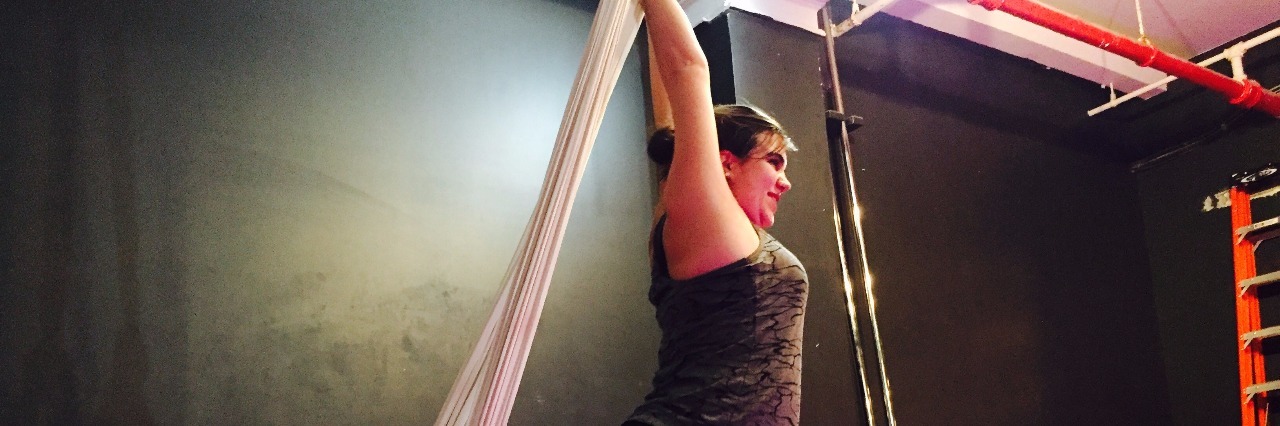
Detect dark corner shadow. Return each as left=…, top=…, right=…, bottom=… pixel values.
left=96, top=63, right=159, bottom=426
left=833, top=17, right=1131, bottom=164
left=13, top=1, right=81, bottom=423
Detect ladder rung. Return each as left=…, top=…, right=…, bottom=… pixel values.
left=1242, top=325, right=1280, bottom=344
left=1237, top=216, right=1280, bottom=244
left=1245, top=380, right=1280, bottom=401
left=1241, top=270, right=1280, bottom=294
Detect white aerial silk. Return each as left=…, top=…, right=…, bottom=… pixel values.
left=434, top=1, right=644, bottom=425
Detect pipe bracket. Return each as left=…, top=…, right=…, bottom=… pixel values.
left=1229, top=79, right=1265, bottom=109
left=1225, top=43, right=1249, bottom=80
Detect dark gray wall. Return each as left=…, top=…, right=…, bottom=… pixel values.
left=715, top=10, right=1170, bottom=425
left=834, top=14, right=1170, bottom=425
left=3, top=0, right=656, bottom=424
left=694, top=11, right=1280, bottom=426
left=1130, top=27, right=1280, bottom=425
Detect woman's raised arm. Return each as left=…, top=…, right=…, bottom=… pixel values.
left=642, top=0, right=758, bottom=280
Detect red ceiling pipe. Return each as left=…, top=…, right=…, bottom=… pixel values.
left=970, top=0, right=1280, bottom=118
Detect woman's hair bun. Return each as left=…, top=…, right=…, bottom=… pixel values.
left=647, top=127, right=675, bottom=167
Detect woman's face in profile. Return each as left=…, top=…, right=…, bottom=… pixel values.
left=726, top=135, right=792, bottom=228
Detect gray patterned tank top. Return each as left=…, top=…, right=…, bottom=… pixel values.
left=627, top=217, right=809, bottom=425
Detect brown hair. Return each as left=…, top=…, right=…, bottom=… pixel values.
left=647, top=104, right=794, bottom=178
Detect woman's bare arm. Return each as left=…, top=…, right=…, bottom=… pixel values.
left=643, top=0, right=758, bottom=280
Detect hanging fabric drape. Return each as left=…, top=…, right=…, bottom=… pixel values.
left=435, top=1, right=644, bottom=425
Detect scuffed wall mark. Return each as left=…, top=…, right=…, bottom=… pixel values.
left=198, top=141, right=410, bottom=218
left=329, top=342, right=353, bottom=376
left=191, top=269, right=497, bottom=424
left=1202, top=185, right=1280, bottom=212
left=400, top=276, right=493, bottom=412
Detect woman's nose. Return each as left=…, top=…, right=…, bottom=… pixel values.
left=777, top=172, right=792, bottom=193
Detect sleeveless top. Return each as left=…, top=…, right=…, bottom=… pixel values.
left=627, top=217, right=809, bottom=426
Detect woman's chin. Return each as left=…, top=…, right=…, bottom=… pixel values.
left=754, top=214, right=775, bottom=229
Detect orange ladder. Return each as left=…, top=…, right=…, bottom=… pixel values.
left=1232, top=163, right=1280, bottom=426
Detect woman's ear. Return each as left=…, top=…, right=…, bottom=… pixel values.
left=720, top=150, right=737, bottom=177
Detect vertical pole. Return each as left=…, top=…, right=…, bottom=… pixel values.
left=819, top=4, right=895, bottom=425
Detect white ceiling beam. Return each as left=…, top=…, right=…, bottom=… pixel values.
left=730, top=0, right=829, bottom=32
left=727, top=0, right=1170, bottom=98
left=881, top=0, right=1168, bottom=97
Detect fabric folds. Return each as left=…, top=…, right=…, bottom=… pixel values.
left=434, top=1, right=645, bottom=425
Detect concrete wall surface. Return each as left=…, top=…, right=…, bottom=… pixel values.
left=2, top=1, right=657, bottom=424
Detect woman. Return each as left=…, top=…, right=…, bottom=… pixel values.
left=625, top=0, right=809, bottom=424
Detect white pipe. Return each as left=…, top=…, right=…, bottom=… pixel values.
left=850, top=0, right=902, bottom=27
left=1088, top=26, right=1280, bottom=116
left=829, top=0, right=902, bottom=36
left=1227, top=44, right=1248, bottom=81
